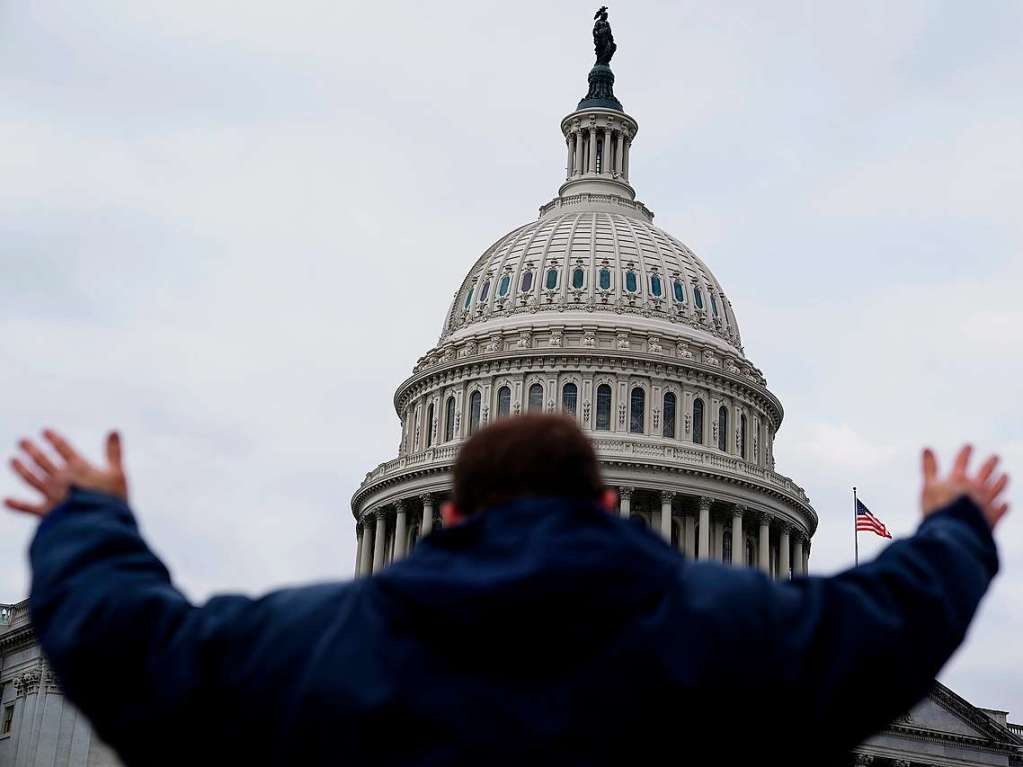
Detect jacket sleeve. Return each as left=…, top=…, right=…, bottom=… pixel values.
left=678, top=495, right=999, bottom=755
left=27, top=488, right=351, bottom=765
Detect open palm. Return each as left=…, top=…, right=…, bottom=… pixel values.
left=4, top=430, right=128, bottom=518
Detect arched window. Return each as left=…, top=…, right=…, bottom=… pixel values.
left=672, top=279, right=686, bottom=303
left=562, top=383, right=578, bottom=416
left=545, top=268, right=558, bottom=290
left=630, top=387, right=645, bottom=434
left=723, top=529, right=733, bottom=564
left=598, top=268, right=612, bottom=290
left=498, top=274, right=511, bottom=297
left=479, top=279, right=491, bottom=302
left=693, top=398, right=705, bottom=444
left=468, top=391, right=482, bottom=435
left=463, top=287, right=473, bottom=310
left=497, top=386, right=511, bottom=418
left=571, top=267, right=585, bottom=289
left=740, top=414, right=748, bottom=460
left=595, top=134, right=604, bottom=173
left=694, top=286, right=705, bottom=310
left=528, top=383, right=544, bottom=412
left=711, top=293, right=719, bottom=318
left=650, top=273, right=663, bottom=297
left=624, top=271, right=638, bottom=293
left=425, top=402, right=434, bottom=448
left=444, top=397, right=456, bottom=442
left=596, top=384, right=612, bottom=431
left=520, top=271, right=534, bottom=293
left=663, top=392, right=677, bottom=438
left=718, top=405, right=728, bottom=451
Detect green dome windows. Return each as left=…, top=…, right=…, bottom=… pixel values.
left=672, top=279, right=686, bottom=303
left=463, top=287, right=473, bottom=310
left=710, top=294, right=719, bottom=318
left=650, top=273, right=663, bottom=298
left=598, top=268, right=612, bottom=290
left=520, top=271, right=534, bottom=293
left=498, top=274, right=511, bottom=298
left=571, top=267, right=585, bottom=289
left=624, top=270, right=638, bottom=293
left=479, top=279, right=491, bottom=302
left=545, top=268, right=559, bottom=290
left=694, top=286, right=705, bottom=310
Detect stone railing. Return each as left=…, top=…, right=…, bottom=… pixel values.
left=1008, top=723, right=1023, bottom=737
left=0, top=601, right=30, bottom=631
left=357, top=438, right=812, bottom=512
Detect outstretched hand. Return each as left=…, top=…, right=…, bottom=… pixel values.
left=4, top=430, right=128, bottom=518
left=922, top=445, right=1010, bottom=531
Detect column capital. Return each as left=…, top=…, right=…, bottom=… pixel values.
left=419, top=492, right=435, bottom=505
left=394, top=499, right=407, bottom=512
left=758, top=511, right=772, bottom=528
left=732, top=504, right=746, bottom=519
left=373, top=507, right=389, bottom=521
left=618, top=486, right=634, bottom=500
left=660, top=490, right=676, bottom=503
left=777, top=520, right=791, bottom=536
left=698, top=496, right=713, bottom=512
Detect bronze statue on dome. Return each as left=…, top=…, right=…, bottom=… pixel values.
left=593, top=6, right=617, bottom=66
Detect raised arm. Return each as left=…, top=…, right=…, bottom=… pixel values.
left=680, top=445, right=1008, bottom=758
left=4, top=431, right=350, bottom=764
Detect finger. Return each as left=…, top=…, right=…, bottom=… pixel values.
left=3, top=498, right=46, bottom=517
left=43, top=429, right=82, bottom=464
left=952, top=444, right=973, bottom=478
left=106, top=431, right=123, bottom=471
left=922, top=448, right=939, bottom=482
left=18, top=439, right=59, bottom=476
left=976, top=454, right=1000, bottom=485
left=10, top=458, right=47, bottom=495
left=984, top=473, right=1009, bottom=506
left=991, top=502, right=1009, bottom=526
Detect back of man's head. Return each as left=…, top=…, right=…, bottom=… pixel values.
left=452, top=414, right=603, bottom=516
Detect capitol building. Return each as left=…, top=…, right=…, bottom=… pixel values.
left=0, top=13, right=1019, bottom=767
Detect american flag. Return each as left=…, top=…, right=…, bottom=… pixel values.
left=855, top=499, right=892, bottom=539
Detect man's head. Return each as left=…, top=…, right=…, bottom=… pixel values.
left=441, top=414, right=617, bottom=525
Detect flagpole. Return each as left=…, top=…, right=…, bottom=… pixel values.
left=853, top=486, right=859, bottom=566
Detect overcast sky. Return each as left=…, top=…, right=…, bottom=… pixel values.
left=1, top=0, right=1021, bottom=718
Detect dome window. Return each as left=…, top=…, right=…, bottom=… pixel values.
left=497, top=386, right=511, bottom=418
left=572, top=267, right=585, bottom=289
left=545, top=268, right=559, bottom=290
left=693, top=397, right=704, bottom=444
left=463, top=287, right=474, bottom=310
left=624, top=270, right=638, bottom=293
left=650, top=274, right=663, bottom=298
left=498, top=274, right=511, bottom=298
left=598, top=268, right=612, bottom=290
left=425, top=402, right=434, bottom=448
left=710, top=294, right=719, bottom=318
left=527, top=383, right=544, bottom=412
left=479, top=279, right=491, bottom=302
left=663, top=392, right=677, bottom=438
left=595, top=384, right=612, bottom=431
left=694, top=286, right=705, bottom=310
left=520, top=271, right=534, bottom=293
left=468, top=391, right=482, bottom=436
left=672, top=279, right=686, bottom=303
left=718, top=405, right=728, bottom=452
left=562, top=383, right=578, bottom=416
left=444, top=397, right=456, bottom=442
left=629, top=387, right=645, bottom=434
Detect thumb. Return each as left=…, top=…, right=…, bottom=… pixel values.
left=106, top=431, right=123, bottom=471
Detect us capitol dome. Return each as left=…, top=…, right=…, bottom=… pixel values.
left=350, top=14, right=817, bottom=580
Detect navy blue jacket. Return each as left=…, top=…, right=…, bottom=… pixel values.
left=29, top=490, right=998, bottom=766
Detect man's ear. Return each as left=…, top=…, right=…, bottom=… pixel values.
left=600, top=487, right=618, bottom=514
left=440, top=499, right=465, bottom=527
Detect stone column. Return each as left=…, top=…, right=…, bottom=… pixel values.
left=731, top=505, right=744, bottom=567
left=566, top=135, right=574, bottom=178
left=372, top=510, right=388, bottom=574
left=618, top=486, right=632, bottom=520
left=779, top=524, right=791, bottom=580
left=623, top=137, right=631, bottom=179
left=421, top=493, right=435, bottom=537
left=615, top=130, right=625, bottom=174
left=574, top=131, right=583, bottom=175
left=588, top=126, right=597, bottom=173
left=354, top=524, right=364, bottom=576
left=758, top=513, right=771, bottom=574
left=698, top=496, right=712, bottom=560
left=660, top=490, right=674, bottom=542
left=359, top=516, right=374, bottom=576
left=804, top=539, right=811, bottom=574
left=393, top=500, right=408, bottom=561
left=601, top=129, right=611, bottom=175
left=792, top=535, right=804, bottom=576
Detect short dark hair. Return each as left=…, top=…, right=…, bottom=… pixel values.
left=452, top=414, right=603, bottom=515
